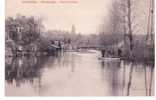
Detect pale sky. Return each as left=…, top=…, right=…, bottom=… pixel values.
left=6, top=0, right=150, bottom=35
left=6, top=0, right=112, bottom=34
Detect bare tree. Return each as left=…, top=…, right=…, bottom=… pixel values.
left=144, top=0, right=154, bottom=61
left=146, top=0, right=154, bottom=45
left=126, top=0, right=135, bottom=58
left=118, top=0, right=142, bottom=58
left=99, top=0, right=124, bottom=47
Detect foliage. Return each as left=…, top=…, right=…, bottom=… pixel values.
left=5, top=15, right=44, bottom=46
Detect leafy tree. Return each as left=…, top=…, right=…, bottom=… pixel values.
left=5, top=15, right=44, bottom=46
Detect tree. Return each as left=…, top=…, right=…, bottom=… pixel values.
left=5, top=15, right=44, bottom=46
left=127, top=0, right=133, bottom=55
left=99, top=0, right=124, bottom=47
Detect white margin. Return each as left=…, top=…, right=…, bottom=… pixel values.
left=0, top=0, right=155, bottom=100
left=0, top=0, right=5, bottom=98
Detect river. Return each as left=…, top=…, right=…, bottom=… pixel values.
left=5, top=50, right=154, bottom=96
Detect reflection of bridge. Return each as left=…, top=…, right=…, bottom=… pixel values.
left=77, top=46, right=101, bottom=50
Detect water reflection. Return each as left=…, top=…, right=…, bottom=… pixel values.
left=101, top=60, right=154, bottom=96
left=5, top=56, right=49, bottom=87
left=101, top=60, right=121, bottom=96
left=5, top=51, right=154, bottom=96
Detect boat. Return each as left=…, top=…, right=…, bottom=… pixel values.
left=98, top=57, right=121, bottom=61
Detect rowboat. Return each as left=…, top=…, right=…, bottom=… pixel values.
left=98, top=57, right=120, bottom=61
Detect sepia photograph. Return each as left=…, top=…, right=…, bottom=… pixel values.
left=5, top=0, right=154, bottom=96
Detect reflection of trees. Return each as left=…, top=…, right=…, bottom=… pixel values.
left=149, top=66, right=154, bottom=96
left=101, top=60, right=154, bottom=96
left=5, top=56, right=49, bottom=86
left=122, top=61, right=126, bottom=95
left=126, top=62, right=154, bottom=96
left=101, top=60, right=121, bottom=96
left=144, top=64, right=154, bottom=96
left=126, top=62, right=134, bottom=96
left=111, top=61, right=121, bottom=96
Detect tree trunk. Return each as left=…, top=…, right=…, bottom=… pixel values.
left=127, top=0, right=133, bottom=58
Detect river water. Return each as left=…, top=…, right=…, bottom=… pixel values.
left=5, top=50, right=154, bottom=96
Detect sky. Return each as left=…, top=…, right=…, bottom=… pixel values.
left=6, top=0, right=112, bottom=34
left=6, top=0, right=150, bottom=35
